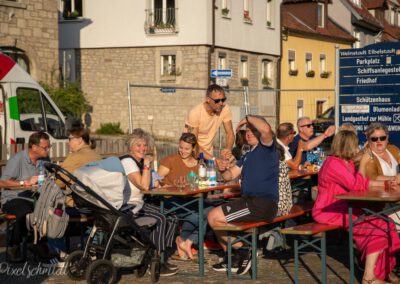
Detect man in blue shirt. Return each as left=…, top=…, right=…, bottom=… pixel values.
left=208, top=114, right=279, bottom=275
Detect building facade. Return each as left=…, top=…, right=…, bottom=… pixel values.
left=280, top=0, right=355, bottom=127
left=0, top=0, right=59, bottom=84
left=59, top=0, right=282, bottom=138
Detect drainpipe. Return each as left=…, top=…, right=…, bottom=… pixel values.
left=276, top=1, right=283, bottom=126
left=208, top=0, right=216, bottom=85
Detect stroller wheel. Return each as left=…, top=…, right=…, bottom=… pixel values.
left=150, top=258, right=160, bottom=283
left=65, top=250, right=90, bottom=280
left=134, top=264, right=148, bottom=278
left=86, top=259, right=117, bottom=284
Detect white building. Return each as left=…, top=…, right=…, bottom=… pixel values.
left=59, top=0, right=282, bottom=136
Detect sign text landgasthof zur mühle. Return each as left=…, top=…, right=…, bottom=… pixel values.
left=339, top=42, right=400, bottom=145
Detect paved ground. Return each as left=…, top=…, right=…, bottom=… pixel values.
left=0, top=233, right=363, bottom=284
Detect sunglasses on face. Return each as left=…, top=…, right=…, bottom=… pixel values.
left=208, top=96, right=227, bottom=104
left=300, top=124, right=313, bottom=128
left=369, top=136, right=387, bottom=142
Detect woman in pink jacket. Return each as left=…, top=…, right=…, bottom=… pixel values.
left=312, top=130, right=400, bottom=284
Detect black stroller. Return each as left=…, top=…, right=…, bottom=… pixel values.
left=44, top=162, right=161, bottom=283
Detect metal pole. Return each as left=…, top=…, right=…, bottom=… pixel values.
left=127, top=81, right=133, bottom=134
left=244, top=86, right=250, bottom=115
left=335, top=45, right=339, bottom=131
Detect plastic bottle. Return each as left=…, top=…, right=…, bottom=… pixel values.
left=198, top=153, right=207, bottom=187
left=54, top=203, right=63, bottom=217
left=208, top=158, right=217, bottom=186
left=38, top=161, right=45, bottom=187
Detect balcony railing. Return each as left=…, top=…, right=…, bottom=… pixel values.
left=145, top=8, right=178, bottom=34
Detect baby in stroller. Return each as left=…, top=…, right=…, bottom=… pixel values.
left=45, top=156, right=162, bottom=284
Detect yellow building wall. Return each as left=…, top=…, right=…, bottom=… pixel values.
left=280, top=34, right=352, bottom=127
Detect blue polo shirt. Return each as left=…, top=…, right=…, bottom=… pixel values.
left=1, top=150, right=49, bottom=204
left=237, top=142, right=279, bottom=203
left=289, top=134, right=317, bottom=164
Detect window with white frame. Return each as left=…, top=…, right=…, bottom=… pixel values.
left=62, top=0, right=83, bottom=19
left=351, top=0, right=361, bottom=7
left=218, top=53, right=227, bottom=69
left=161, top=54, right=177, bottom=78
left=221, top=0, right=231, bottom=17
left=266, top=0, right=275, bottom=28
left=297, top=100, right=304, bottom=119
left=243, top=0, right=253, bottom=22
left=353, top=30, right=361, bottom=48
left=288, top=50, right=296, bottom=72
left=319, top=54, right=326, bottom=73
left=305, top=53, right=312, bottom=73
left=317, top=3, right=324, bottom=28
left=390, top=8, right=395, bottom=25
left=261, top=59, right=272, bottom=86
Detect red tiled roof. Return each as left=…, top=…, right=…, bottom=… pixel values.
left=363, top=0, right=386, bottom=9
left=282, top=11, right=356, bottom=42
left=382, top=20, right=400, bottom=40
left=345, top=0, right=383, bottom=29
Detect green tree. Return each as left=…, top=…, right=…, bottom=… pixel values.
left=41, top=82, right=89, bottom=118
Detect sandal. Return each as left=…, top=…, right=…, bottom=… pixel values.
left=362, top=277, right=390, bottom=284
left=170, top=254, right=190, bottom=261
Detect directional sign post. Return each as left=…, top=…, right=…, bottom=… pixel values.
left=210, top=69, right=233, bottom=78
left=338, top=42, right=400, bottom=145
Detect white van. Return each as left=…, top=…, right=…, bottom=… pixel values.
left=0, top=53, right=67, bottom=146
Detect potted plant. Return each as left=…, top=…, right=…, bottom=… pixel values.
left=267, top=21, right=271, bottom=27
left=243, top=10, right=252, bottom=22
left=262, top=76, right=271, bottom=86
left=67, top=10, right=79, bottom=19
left=306, top=70, right=315, bottom=77
left=289, top=69, right=298, bottom=76
left=222, top=8, right=230, bottom=16
left=240, top=77, right=249, bottom=86
left=320, top=71, right=331, bottom=78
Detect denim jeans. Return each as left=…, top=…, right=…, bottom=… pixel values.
left=180, top=206, right=213, bottom=245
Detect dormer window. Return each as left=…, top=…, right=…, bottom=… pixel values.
left=317, top=3, right=324, bottom=28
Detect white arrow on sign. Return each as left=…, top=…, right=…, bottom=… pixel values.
left=210, top=69, right=233, bottom=78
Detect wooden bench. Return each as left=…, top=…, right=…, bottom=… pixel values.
left=281, top=222, right=341, bottom=284
left=207, top=191, right=241, bottom=200
left=213, top=202, right=314, bottom=280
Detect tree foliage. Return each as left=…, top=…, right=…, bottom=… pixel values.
left=41, top=82, right=89, bottom=118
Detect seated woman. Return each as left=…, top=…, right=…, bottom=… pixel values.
left=157, top=133, right=214, bottom=260
left=49, top=123, right=102, bottom=265
left=359, top=123, right=400, bottom=233
left=120, top=128, right=178, bottom=277
left=312, top=130, right=400, bottom=284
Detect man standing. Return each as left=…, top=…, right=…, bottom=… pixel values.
left=1, top=131, right=50, bottom=261
left=208, top=115, right=279, bottom=275
left=185, top=84, right=234, bottom=159
left=276, top=122, right=305, bottom=170
left=289, top=116, right=335, bottom=164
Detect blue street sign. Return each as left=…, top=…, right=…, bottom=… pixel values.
left=339, top=42, right=400, bottom=145
left=210, top=69, right=233, bottom=78
left=160, top=88, right=176, bottom=93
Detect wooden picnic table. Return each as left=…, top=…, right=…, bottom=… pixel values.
left=336, top=189, right=400, bottom=284
left=143, top=182, right=240, bottom=277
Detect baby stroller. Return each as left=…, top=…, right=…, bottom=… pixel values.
left=44, top=160, right=161, bottom=284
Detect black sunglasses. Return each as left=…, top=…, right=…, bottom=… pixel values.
left=208, top=96, right=227, bottom=104
left=370, top=136, right=387, bottom=142
left=300, top=124, right=313, bottom=128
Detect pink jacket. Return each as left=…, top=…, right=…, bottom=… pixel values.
left=312, top=156, right=370, bottom=227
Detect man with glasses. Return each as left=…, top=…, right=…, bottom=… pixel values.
left=277, top=122, right=306, bottom=170
left=1, top=131, right=50, bottom=262
left=185, top=84, right=234, bottom=160
left=289, top=117, right=336, bottom=165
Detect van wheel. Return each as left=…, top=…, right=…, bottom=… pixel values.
left=86, top=259, right=117, bottom=284
left=65, top=250, right=90, bottom=280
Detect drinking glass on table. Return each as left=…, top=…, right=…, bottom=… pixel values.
left=174, top=176, right=187, bottom=190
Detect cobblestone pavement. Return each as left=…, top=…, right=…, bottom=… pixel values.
left=0, top=242, right=362, bottom=284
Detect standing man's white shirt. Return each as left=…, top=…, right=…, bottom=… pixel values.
left=277, top=138, right=292, bottom=161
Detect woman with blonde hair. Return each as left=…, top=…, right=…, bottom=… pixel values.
left=120, top=128, right=179, bottom=276
left=312, top=130, right=400, bottom=284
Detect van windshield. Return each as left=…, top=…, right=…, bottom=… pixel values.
left=318, top=107, right=334, bottom=119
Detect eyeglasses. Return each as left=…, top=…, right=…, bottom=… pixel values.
left=290, top=131, right=297, bottom=135
left=208, top=96, right=227, bottom=104
left=37, top=145, right=52, bottom=151
left=300, top=124, right=313, bottom=128
left=68, top=136, right=80, bottom=141
left=370, top=136, right=387, bottom=142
